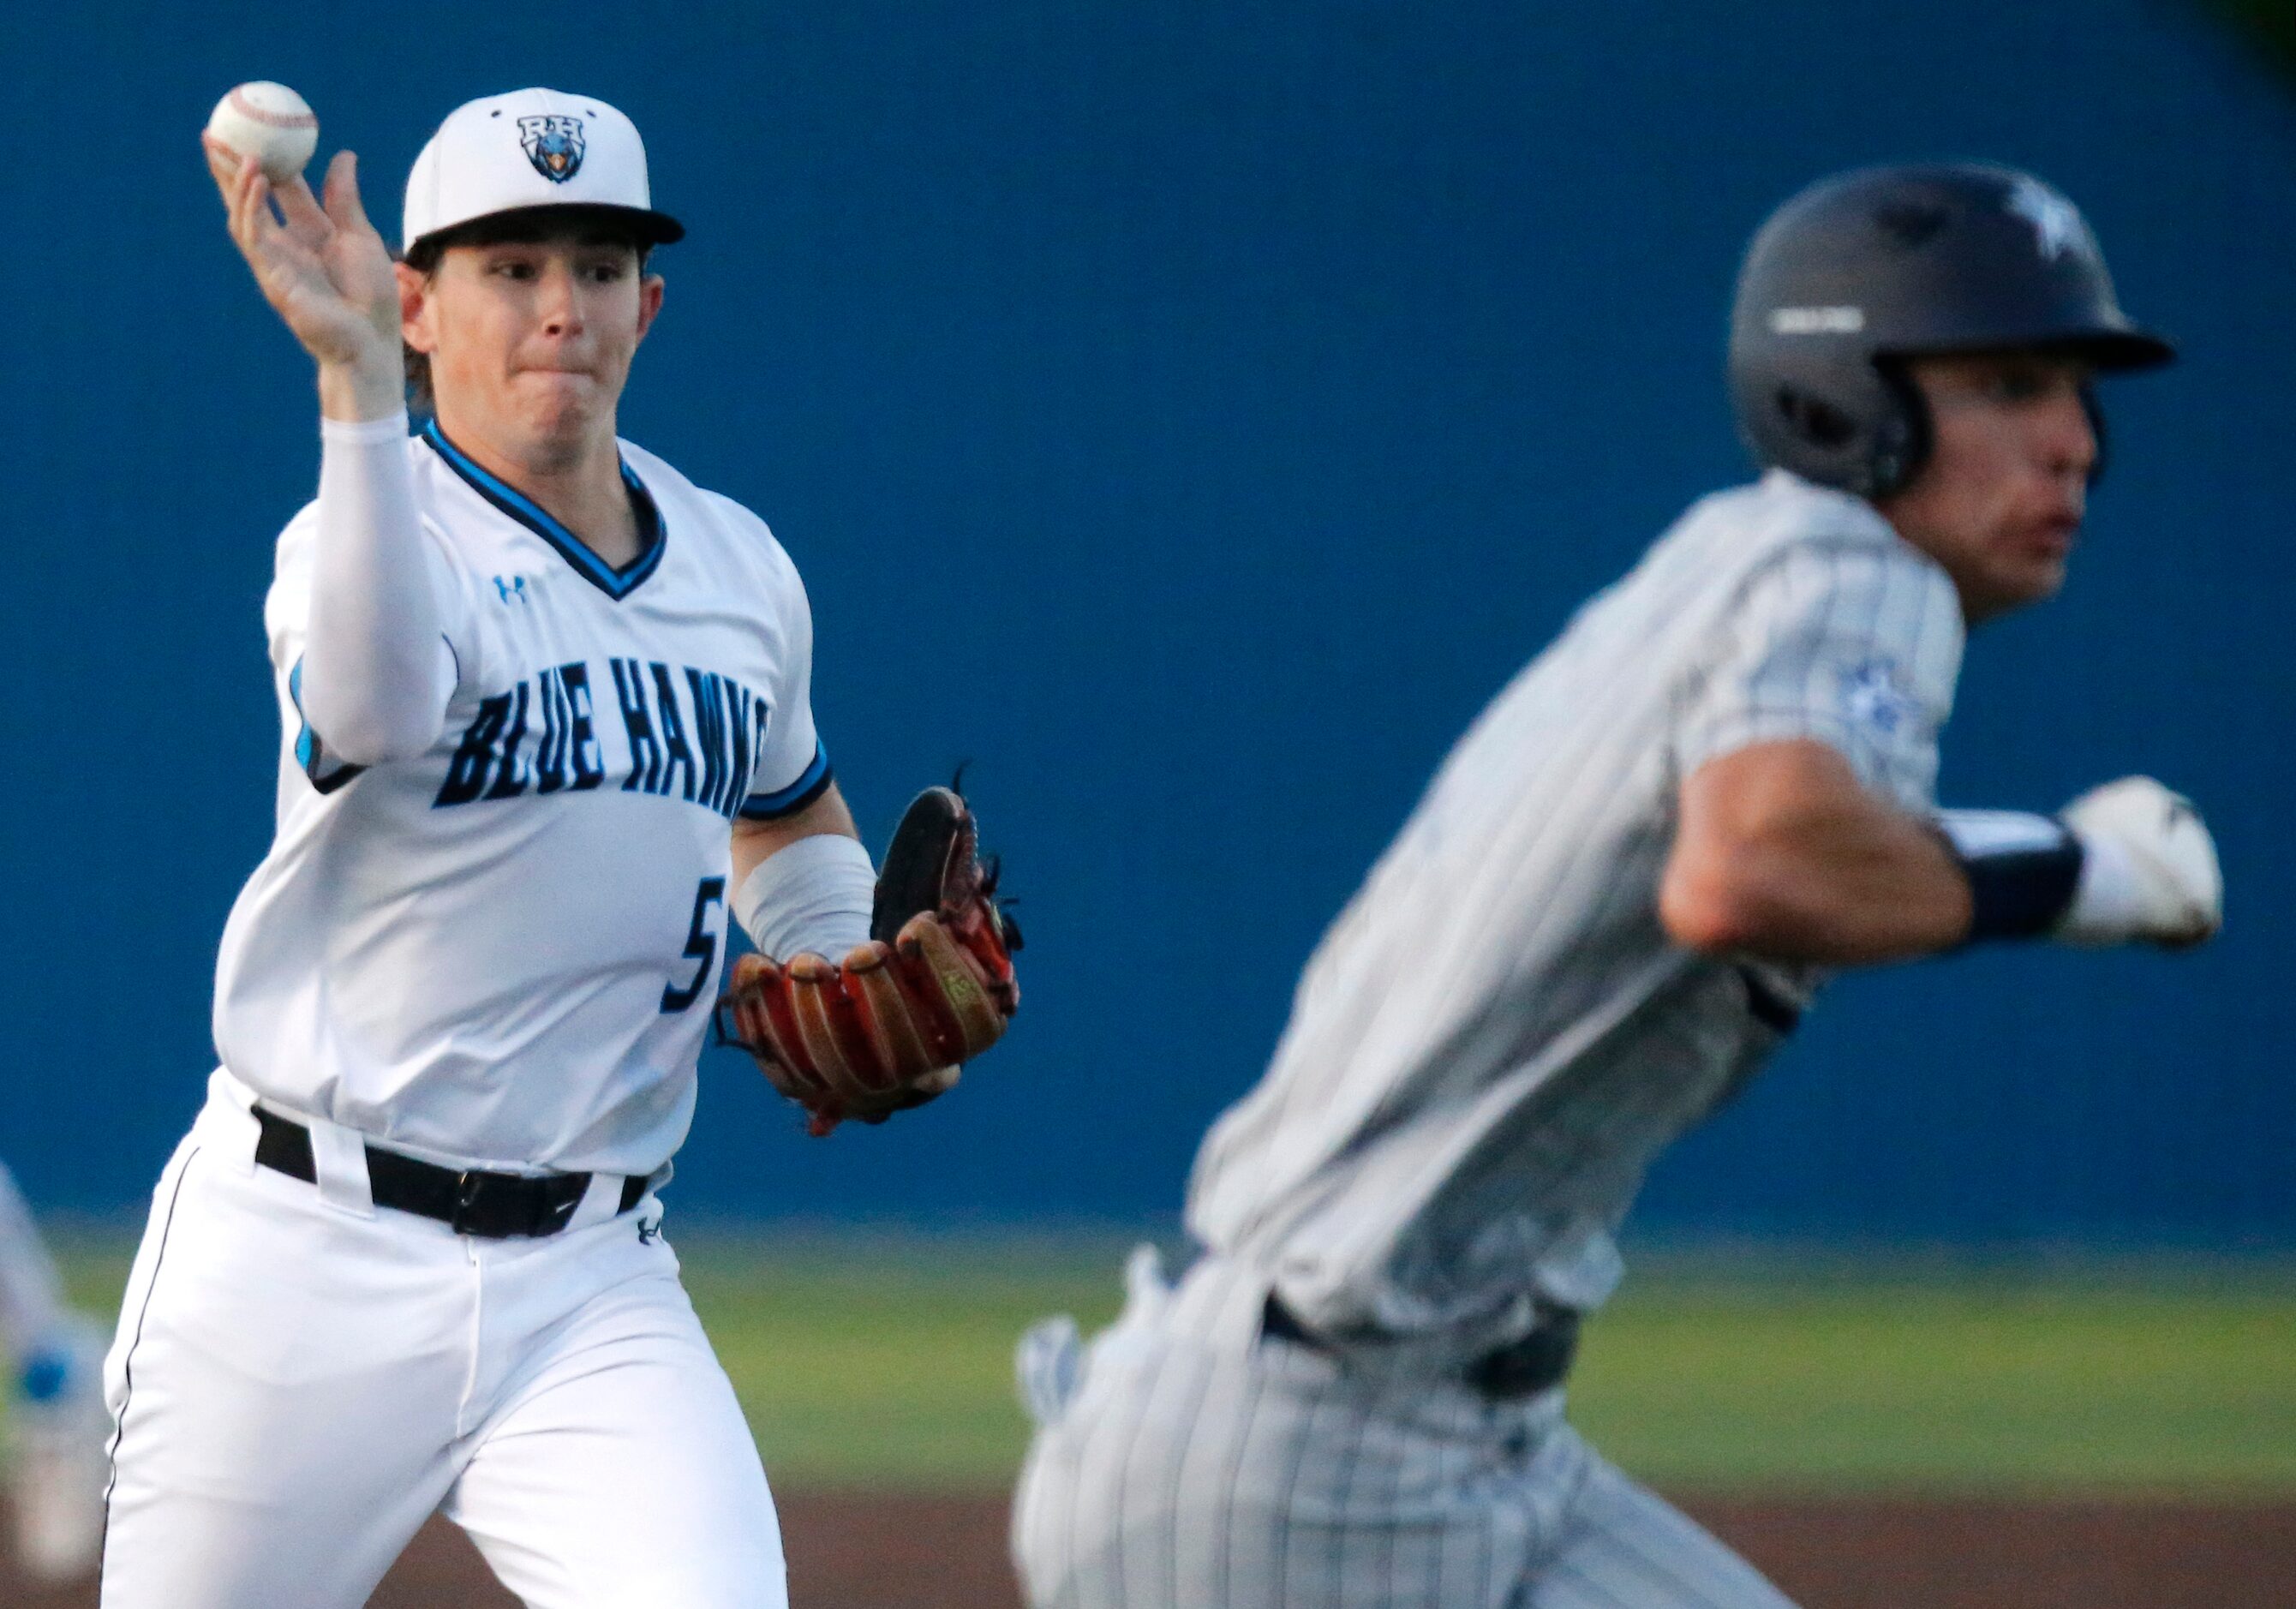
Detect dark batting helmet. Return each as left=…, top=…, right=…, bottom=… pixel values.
left=1728, top=163, right=2173, bottom=499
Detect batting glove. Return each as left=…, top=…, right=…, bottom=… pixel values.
left=2055, top=776, right=2221, bottom=948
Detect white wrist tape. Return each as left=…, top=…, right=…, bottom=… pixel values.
left=320, top=411, right=414, bottom=446
left=733, top=833, right=876, bottom=961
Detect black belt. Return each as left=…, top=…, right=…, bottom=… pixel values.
left=253, top=1106, right=649, bottom=1240
left=1261, top=1293, right=1581, bottom=1401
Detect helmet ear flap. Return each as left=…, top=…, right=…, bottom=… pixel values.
left=1737, top=351, right=1929, bottom=501
left=1864, top=360, right=1932, bottom=500
left=1771, top=386, right=1859, bottom=452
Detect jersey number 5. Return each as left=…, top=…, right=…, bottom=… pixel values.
left=661, top=877, right=726, bottom=1014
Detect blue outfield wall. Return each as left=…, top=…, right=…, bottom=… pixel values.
left=0, top=1, right=2289, bottom=1244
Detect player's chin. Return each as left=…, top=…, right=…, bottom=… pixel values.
left=1996, top=554, right=2070, bottom=610
left=515, top=368, right=604, bottom=404
left=514, top=374, right=610, bottom=434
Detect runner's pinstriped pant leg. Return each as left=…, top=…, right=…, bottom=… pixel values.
left=1513, top=1455, right=1797, bottom=1609
left=1016, top=1257, right=1795, bottom=1609
left=1013, top=1259, right=1565, bottom=1609
left=1018, top=1344, right=1549, bottom=1609
left=1021, top=1349, right=1793, bottom=1609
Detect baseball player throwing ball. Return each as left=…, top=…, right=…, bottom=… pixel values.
left=99, top=88, right=1015, bottom=1608
left=1012, top=162, right=2219, bottom=1609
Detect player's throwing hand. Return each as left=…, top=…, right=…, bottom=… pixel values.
left=202, top=138, right=399, bottom=382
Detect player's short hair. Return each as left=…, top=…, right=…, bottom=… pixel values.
left=400, top=205, right=661, bottom=416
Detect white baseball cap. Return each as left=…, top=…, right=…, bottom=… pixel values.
left=401, top=87, right=684, bottom=255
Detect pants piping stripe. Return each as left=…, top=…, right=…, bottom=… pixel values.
left=96, top=1143, right=201, bottom=1586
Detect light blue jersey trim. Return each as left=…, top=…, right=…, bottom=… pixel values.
left=285, top=657, right=367, bottom=795
left=421, top=419, right=667, bottom=601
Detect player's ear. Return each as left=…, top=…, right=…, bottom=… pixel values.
left=396, top=260, right=436, bottom=353
left=633, top=272, right=665, bottom=344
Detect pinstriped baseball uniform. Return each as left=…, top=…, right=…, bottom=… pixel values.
left=1013, top=469, right=1964, bottom=1609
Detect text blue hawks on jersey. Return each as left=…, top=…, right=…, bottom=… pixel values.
left=212, top=421, right=828, bottom=1178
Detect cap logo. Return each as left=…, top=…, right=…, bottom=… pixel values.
left=517, top=114, right=586, bottom=183
left=2005, top=176, right=2090, bottom=262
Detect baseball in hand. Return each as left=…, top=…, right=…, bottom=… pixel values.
left=205, top=82, right=319, bottom=181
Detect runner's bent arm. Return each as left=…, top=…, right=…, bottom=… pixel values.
left=1661, top=738, right=1972, bottom=964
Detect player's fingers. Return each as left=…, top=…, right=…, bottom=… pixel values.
left=324, top=151, right=382, bottom=241
left=836, top=938, right=895, bottom=969
left=200, top=134, right=248, bottom=207
left=725, top=983, right=776, bottom=1056
left=788, top=957, right=890, bottom=1096
left=895, top=914, right=1008, bottom=1061
left=217, top=161, right=272, bottom=269
left=239, top=170, right=331, bottom=285
left=273, top=163, right=333, bottom=246
left=843, top=944, right=938, bottom=1081
left=225, top=159, right=280, bottom=255
left=748, top=967, right=832, bottom=1097
left=786, top=951, right=839, bottom=984
left=903, top=911, right=1009, bottom=1023
left=218, top=147, right=260, bottom=236
left=881, top=933, right=965, bottom=1066
left=722, top=956, right=787, bottom=1044
left=727, top=952, right=774, bottom=989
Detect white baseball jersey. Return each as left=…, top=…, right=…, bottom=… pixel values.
left=212, top=421, right=828, bottom=1175
left=1185, top=470, right=1964, bottom=1347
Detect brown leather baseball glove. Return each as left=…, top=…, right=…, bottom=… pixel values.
left=718, top=786, right=1021, bottom=1136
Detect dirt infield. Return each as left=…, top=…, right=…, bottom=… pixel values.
left=9, top=1492, right=2287, bottom=1606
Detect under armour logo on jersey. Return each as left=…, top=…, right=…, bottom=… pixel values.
left=493, top=575, right=530, bottom=604
left=2005, top=176, right=2091, bottom=262
left=517, top=114, right=585, bottom=182
left=1841, top=658, right=1917, bottom=737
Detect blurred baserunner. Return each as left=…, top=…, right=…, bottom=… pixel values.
left=1012, top=162, right=2221, bottom=1609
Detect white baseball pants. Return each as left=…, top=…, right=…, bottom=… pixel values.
left=99, top=1075, right=786, bottom=1609
left=1013, top=1251, right=1796, bottom=1609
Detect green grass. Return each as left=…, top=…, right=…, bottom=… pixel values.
left=677, top=1236, right=1127, bottom=1491
left=1564, top=1271, right=2296, bottom=1497
left=45, top=1233, right=2296, bottom=1498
